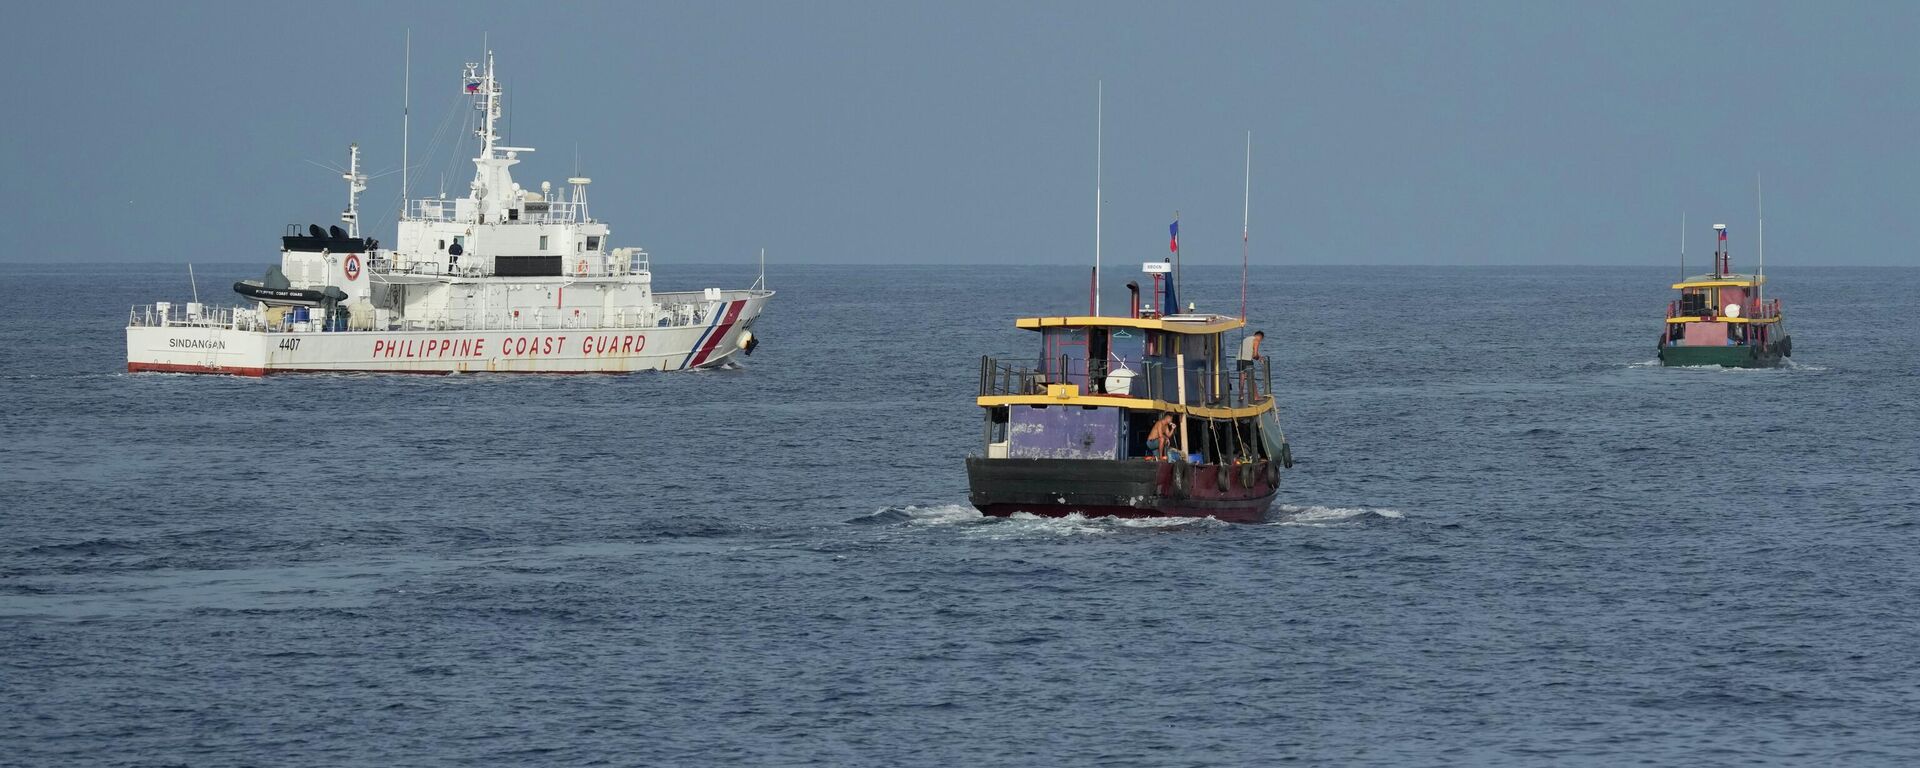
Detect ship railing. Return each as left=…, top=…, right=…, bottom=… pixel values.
left=407, top=198, right=586, bottom=224
left=368, top=252, right=649, bottom=279
left=385, top=304, right=704, bottom=332
left=978, top=355, right=1271, bottom=408
left=1667, top=297, right=1781, bottom=320
left=128, top=303, right=268, bottom=332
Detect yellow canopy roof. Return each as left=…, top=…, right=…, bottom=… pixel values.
left=1672, top=274, right=1766, bottom=290
left=1014, top=314, right=1243, bottom=335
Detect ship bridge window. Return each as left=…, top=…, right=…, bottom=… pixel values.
left=507, top=208, right=520, bottom=221
left=539, top=235, right=549, bottom=251
left=438, top=239, right=446, bottom=251
left=586, top=236, right=600, bottom=251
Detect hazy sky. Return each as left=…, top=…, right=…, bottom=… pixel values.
left=5, top=1, right=1916, bottom=266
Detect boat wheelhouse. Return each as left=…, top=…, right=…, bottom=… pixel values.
left=1657, top=224, right=1790, bottom=368
left=966, top=275, right=1293, bottom=523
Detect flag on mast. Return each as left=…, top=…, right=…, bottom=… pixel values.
left=1169, top=220, right=1179, bottom=253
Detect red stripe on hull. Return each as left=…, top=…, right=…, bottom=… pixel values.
left=128, top=362, right=269, bottom=376
left=687, top=300, right=745, bottom=368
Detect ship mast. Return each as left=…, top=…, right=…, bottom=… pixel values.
left=1093, top=81, right=1103, bottom=316
left=1240, top=131, right=1250, bottom=323
left=1756, top=176, right=1765, bottom=310
left=341, top=143, right=367, bottom=238
left=400, top=29, right=410, bottom=221
left=472, top=51, right=502, bottom=158
left=462, top=50, right=531, bottom=225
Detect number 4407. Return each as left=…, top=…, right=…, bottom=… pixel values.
left=278, top=338, right=302, bottom=351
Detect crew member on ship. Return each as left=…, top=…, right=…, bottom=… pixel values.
left=1146, top=413, right=1177, bottom=461
left=1237, top=330, right=1265, bottom=399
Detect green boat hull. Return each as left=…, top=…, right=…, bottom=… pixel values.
left=1658, top=338, right=1790, bottom=368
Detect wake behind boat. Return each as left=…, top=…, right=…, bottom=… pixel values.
left=127, top=50, right=772, bottom=375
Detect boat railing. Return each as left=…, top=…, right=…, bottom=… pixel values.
left=388, top=306, right=681, bottom=332
left=1667, top=297, right=1780, bottom=320
left=127, top=302, right=267, bottom=331
left=406, top=198, right=587, bottom=224
left=368, top=249, right=650, bottom=279
left=978, top=355, right=1271, bottom=408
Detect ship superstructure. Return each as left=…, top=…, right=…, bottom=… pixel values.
left=127, top=51, right=771, bottom=375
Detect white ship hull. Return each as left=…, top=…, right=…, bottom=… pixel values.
left=128, top=292, right=769, bottom=376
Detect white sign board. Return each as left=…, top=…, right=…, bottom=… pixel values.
left=1142, top=262, right=1173, bottom=274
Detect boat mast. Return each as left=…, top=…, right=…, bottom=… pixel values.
left=479, top=50, right=499, bottom=157
left=1756, top=176, right=1765, bottom=309
left=1241, top=131, right=1251, bottom=323
left=1679, top=211, right=1686, bottom=281
left=1172, top=209, right=1181, bottom=306
left=1712, top=224, right=1727, bottom=278
left=1094, top=80, right=1103, bottom=316
left=400, top=29, right=410, bottom=221
left=341, top=143, right=366, bottom=238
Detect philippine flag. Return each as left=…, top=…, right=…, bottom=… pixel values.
left=1169, top=220, right=1179, bottom=253
left=1718, top=227, right=1728, bottom=242
left=466, top=81, right=481, bottom=93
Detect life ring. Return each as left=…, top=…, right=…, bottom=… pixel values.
left=575, top=259, right=589, bottom=276
left=343, top=253, right=362, bottom=281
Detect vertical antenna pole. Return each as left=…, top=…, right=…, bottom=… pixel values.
left=1241, top=131, right=1251, bottom=323
left=1756, top=175, right=1764, bottom=308
left=1173, top=209, right=1182, bottom=304
left=188, top=263, right=199, bottom=304
left=1680, top=211, right=1686, bottom=281
left=1094, top=81, right=1103, bottom=316
left=760, top=247, right=767, bottom=290
left=1175, top=350, right=1190, bottom=460
left=401, top=29, right=410, bottom=220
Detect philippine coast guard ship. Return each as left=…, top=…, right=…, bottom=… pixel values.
left=127, top=51, right=771, bottom=375
left=967, top=266, right=1294, bottom=523
left=1657, top=223, right=1790, bottom=368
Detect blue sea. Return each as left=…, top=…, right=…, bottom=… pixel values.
left=3, top=263, right=1918, bottom=766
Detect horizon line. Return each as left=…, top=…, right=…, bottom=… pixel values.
left=3, top=260, right=1913, bottom=269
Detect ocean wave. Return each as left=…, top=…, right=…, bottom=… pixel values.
left=1269, top=504, right=1406, bottom=526
left=848, top=505, right=1229, bottom=536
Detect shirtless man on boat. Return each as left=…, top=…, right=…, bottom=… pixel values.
left=1146, top=413, right=1176, bottom=461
